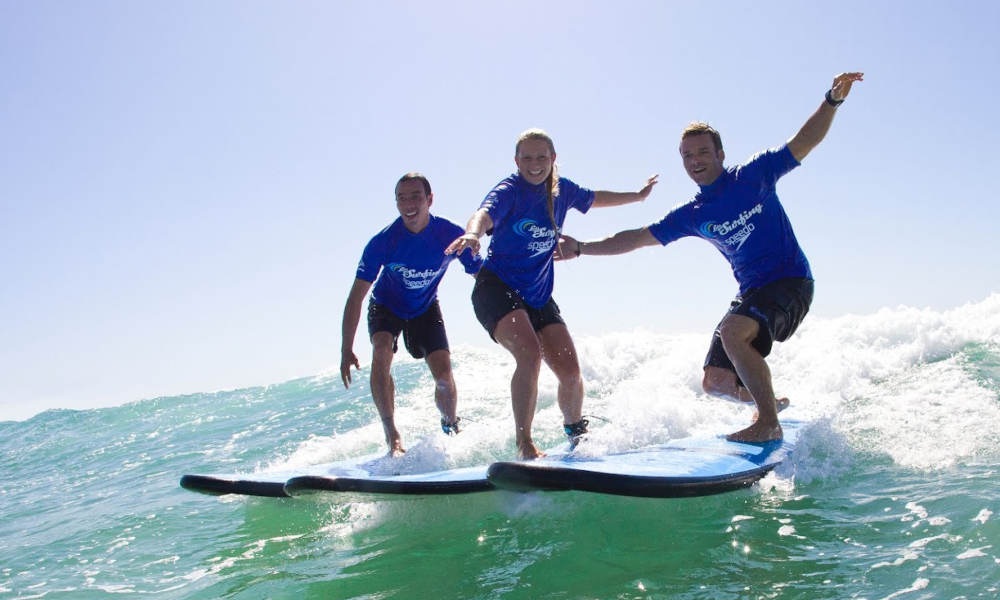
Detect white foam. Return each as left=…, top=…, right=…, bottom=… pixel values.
left=275, top=295, right=1000, bottom=484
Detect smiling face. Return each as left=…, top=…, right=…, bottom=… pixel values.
left=515, top=137, right=556, bottom=186
left=395, top=178, right=432, bottom=233
left=680, top=133, right=725, bottom=186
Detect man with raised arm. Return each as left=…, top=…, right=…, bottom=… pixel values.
left=558, top=72, right=864, bottom=443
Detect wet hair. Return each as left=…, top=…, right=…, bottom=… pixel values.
left=395, top=172, right=432, bottom=196
left=515, top=128, right=560, bottom=235
left=681, top=122, right=723, bottom=152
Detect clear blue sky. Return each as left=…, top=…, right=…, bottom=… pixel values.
left=2, top=1, right=998, bottom=421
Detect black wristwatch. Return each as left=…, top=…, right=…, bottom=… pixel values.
left=825, top=89, right=844, bottom=107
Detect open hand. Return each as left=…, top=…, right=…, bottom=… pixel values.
left=638, top=174, right=659, bottom=199
left=445, top=233, right=480, bottom=256
left=830, top=72, right=864, bottom=102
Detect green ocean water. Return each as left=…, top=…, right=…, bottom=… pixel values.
left=2, top=297, right=999, bottom=599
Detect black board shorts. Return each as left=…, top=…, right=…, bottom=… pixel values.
left=704, top=277, right=814, bottom=376
left=471, top=268, right=565, bottom=341
left=367, top=300, right=449, bottom=359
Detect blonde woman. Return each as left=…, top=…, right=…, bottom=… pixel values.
left=447, top=129, right=657, bottom=459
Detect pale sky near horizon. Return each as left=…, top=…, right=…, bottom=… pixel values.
left=2, top=1, right=998, bottom=422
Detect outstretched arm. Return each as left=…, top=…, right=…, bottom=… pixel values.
left=592, top=174, right=659, bottom=208
left=787, top=72, right=864, bottom=163
left=556, top=227, right=660, bottom=261
left=445, top=208, right=493, bottom=257
left=341, top=277, right=372, bottom=388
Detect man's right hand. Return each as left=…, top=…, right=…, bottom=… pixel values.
left=830, top=72, right=864, bottom=102
left=341, top=352, right=360, bottom=388
left=555, top=234, right=580, bottom=261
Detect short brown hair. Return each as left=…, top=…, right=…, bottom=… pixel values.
left=396, top=172, right=431, bottom=196
left=681, top=122, right=723, bottom=152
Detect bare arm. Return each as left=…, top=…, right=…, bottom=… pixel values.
left=787, top=72, right=864, bottom=162
left=341, top=277, right=372, bottom=388
left=592, top=174, right=659, bottom=208
left=556, top=227, right=660, bottom=261
left=445, top=208, right=494, bottom=257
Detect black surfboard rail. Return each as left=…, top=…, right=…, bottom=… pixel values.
left=179, top=474, right=290, bottom=498
left=486, top=460, right=776, bottom=498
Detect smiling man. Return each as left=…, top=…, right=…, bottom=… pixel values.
left=340, top=173, right=482, bottom=455
left=558, top=72, right=864, bottom=443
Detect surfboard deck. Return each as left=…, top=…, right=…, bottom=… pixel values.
left=486, top=419, right=803, bottom=498
left=180, top=452, right=492, bottom=498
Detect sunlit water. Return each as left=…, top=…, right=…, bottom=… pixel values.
left=2, top=296, right=999, bottom=599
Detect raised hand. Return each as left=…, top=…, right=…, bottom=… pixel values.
left=638, top=174, right=660, bottom=199
left=830, top=72, right=864, bottom=102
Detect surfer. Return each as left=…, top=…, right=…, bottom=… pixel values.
left=341, top=173, right=483, bottom=456
left=446, top=128, right=658, bottom=459
left=557, top=72, right=864, bottom=443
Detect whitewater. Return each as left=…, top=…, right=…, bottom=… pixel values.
left=1, top=296, right=998, bottom=599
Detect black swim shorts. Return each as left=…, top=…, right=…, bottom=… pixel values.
left=471, top=268, right=565, bottom=341
left=704, top=277, right=814, bottom=374
left=367, top=300, right=449, bottom=359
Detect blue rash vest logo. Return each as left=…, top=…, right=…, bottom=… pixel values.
left=388, top=263, right=441, bottom=289
left=514, top=218, right=556, bottom=257
left=699, top=204, right=764, bottom=252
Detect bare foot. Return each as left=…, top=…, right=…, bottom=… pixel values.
left=752, top=397, right=790, bottom=422
left=517, top=441, right=546, bottom=460
left=726, top=420, right=783, bottom=443
left=388, top=441, right=406, bottom=457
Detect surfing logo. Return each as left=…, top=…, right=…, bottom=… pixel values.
left=388, top=263, right=441, bottom=289
left=699, top=204, right=763, bottom=252
left=514, top=218, right=556, bottom=257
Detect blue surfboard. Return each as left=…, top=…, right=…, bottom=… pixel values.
left=180, top=452, right=492, bottom=498
left=181, top=420, right=802, bottom=499
left=486, top=420, right=803, bottom=498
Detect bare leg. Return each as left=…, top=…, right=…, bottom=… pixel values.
left=370, top=332, right=405, bottom=456
left=718, top=315, right=782, bottom=442
left=424, top=349, right=458, bottom=424
left=703, top=366, right=790, bottom=415
left=703, top=366, right=750, bottom=402
left=538, top=323, right=584, bottom=426
left=494, top=310, right=544, bottom=459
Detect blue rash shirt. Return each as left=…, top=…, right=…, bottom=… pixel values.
left=648, top=145, right=812, bottom=294
left=480, top=174, right=595, bottom=307
left=356, top=214, right=482, bottom=319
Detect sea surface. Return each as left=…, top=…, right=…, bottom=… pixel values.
left=2, top=296, right=999, bottom=599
